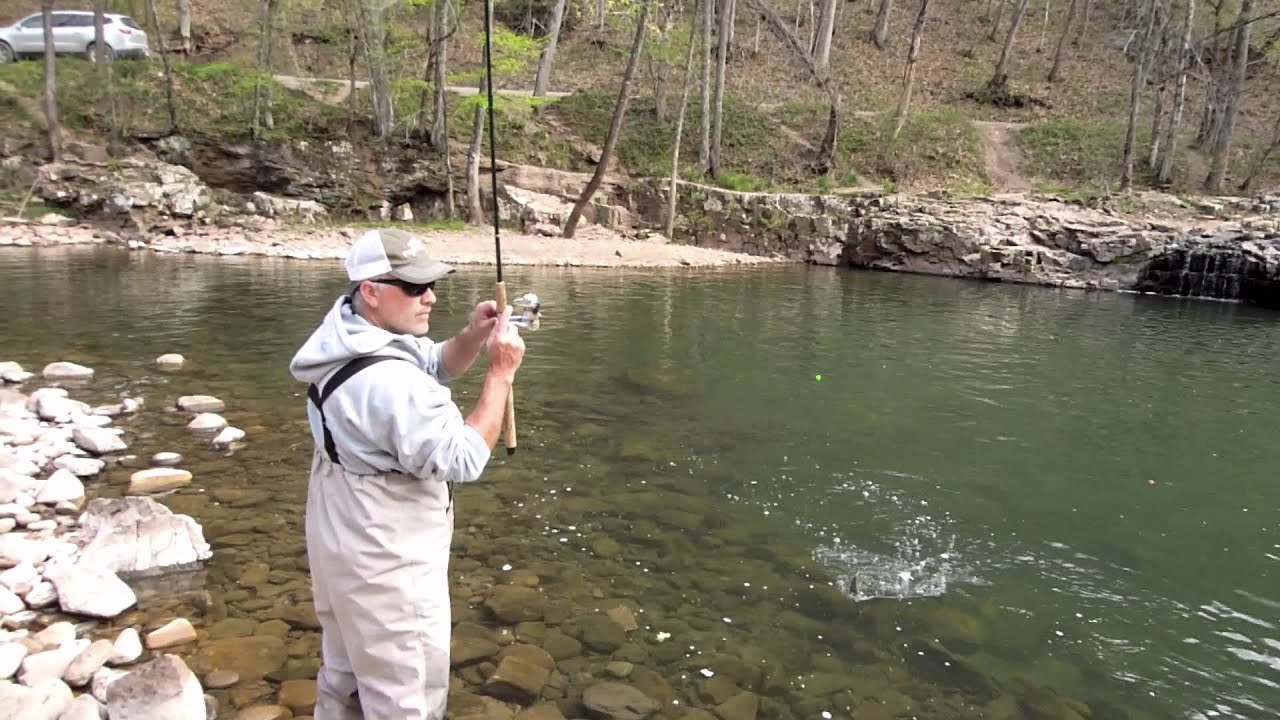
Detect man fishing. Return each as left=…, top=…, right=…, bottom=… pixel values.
left=289, top=227, right=526, bottom=719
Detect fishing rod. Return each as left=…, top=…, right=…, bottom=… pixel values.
left=481, top=0, right=540, bottom=455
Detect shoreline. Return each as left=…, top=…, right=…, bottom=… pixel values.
left=0, top=218, right=789, bottom=269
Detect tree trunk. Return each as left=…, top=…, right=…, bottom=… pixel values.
left=346, top=28, right=358, bottom=136
left=40, top=0, right=63, bottom=163
left=814, top=0, right=837, bottom=67
left=872, top=0, right=893, bottom=49
left=1120, top=0, right=1157, bottom=191
left=93, top=0, right=121, bottom=156
left=252, top=0, right=279, bottom=139
left=1239, top=114, right=1280, bottom=192
left=699, top=0, right=713, bottom=170
left=1036, top=0, right=1049, bottom=53
left=988, top=0, right=1006, bottom=41
left=1146, top=16, right=1172, bottom=170
left=1195, top=0, right=1226, bottom=147
left=429, top=0, right=451, bottom=152
left=1205, top=0, right=1253, bottom=191
left=710, top=0, right=734, bottom=178
left=145, top=0, right=179, bottom=133
left=467, top=77, right=486, bottom=224
left=534, top=0, right=568, bottom=95
left=1158, top=0, right=1194, bottom=185
left=177, top=0, right=192, bottom=53
left=667, top=1, right=701, bottom=239
left=753, top=14, right=761, bottom=54
left=1073, top=0, right=1090, bottom=45
left=989, top=0, right=1030, bottom=88
left=1047, top=0, right=1077, bottom=81
left=355, top=0, right=394, bottom=140
left=892, top=0, right=931, bottom=141
left=564, top=0, right=653, bottom=238
left=742, top=0, right=841, bottom=174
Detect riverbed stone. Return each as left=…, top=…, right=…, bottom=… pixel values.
left=107, top=628, right=141, bottom=666
left=204, top=669, right=239, bottom=689
left=46, top=564, right=136, bottom=618
left=0, top=643, right=28, bottom=680
left=58, top=693, right=105, bottom=720
left=177, top=395, right=224, bottom=413
left=581, top=682, right=659, bottom=720
left=30, top=622, right=75, bottom=651
left=71, top=427, right=126, bottom=456
left=208, top=618, right=259, bottom=640
left=89, top=666, right=127, bottom=703
left=451, top=635, right=500, bottom=667
left=105, top=654, right=205, bottom=720
left=193, top=636, right=287, bottom=681
left=486, top=585, right=545, bottom=624
left=150, top=452, right=183, bottom=467
left=482, top=651, right=551, bottom=704
left=146, top=619, right=197, bottom=649
left=63, top=639, right=113, bottom=687
left=35, top=470, right=84, bottom=505
left=213, top=426, right=246, bottom=448
left=234, top=705, right=292, bottom=720
left=36, top=396, right=89, bottom=422
left=277, top=678, right=317, bottom=713
left=1, top=677, right=73, bottom=719
left=127, top=468, right=192, bottom=494
left=187, top=413, right=227, bottom=432
left=78, top=496, right=212, bottom=574
left=42, top=363, right=94, bottom=380
left=19, top=640, right=87, bottom=686
left=577, top=614, right=627, bottom=653
left=155, top=354, right=185, bottom=371
left=0, top=562, right=38, bottom=595
left=23, top=580, right=55, bottom=608
left=51, top=455, right=104, bottom=477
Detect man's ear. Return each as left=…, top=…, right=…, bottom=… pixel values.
left=357, top=281, right=379, bottom=309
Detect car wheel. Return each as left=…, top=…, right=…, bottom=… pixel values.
left=86, top=42, right=115, bottom=63
left=0, top=42, right=15, bottom=64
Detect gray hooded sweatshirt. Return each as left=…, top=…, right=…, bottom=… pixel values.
left=289, top=296, right=490, bottom=483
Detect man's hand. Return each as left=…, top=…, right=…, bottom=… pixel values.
left=486, top=305, right=525, bottom=382
left=468, top=300, right=501, bottom=336
left=465, top=305, right=526, bottom=448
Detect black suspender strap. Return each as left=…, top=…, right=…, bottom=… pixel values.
left=307, top=355, right=398, bottom=465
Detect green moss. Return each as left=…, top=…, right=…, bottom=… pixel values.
left=1018, top=118, right=1131, bottom=192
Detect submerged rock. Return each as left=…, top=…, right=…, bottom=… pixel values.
left=176, top=395, right=224, bottom=413
left=154, top=354, right=185, bottom=371
left=581, top=682, right=659, bottom=720
left=126, top=468, right=193, bottom=494
left=42, top=363, right=94, bottom=380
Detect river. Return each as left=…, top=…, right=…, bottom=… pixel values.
left=1, top=245, right=1277, bottom=719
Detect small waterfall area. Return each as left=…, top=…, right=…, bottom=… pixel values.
left=1135, top=238, right=1280, bottom=307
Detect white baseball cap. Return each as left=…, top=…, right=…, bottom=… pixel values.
left=345, top=228, right=455, bottom=284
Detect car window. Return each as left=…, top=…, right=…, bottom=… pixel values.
left=119, top=16, right=141, bottom=30
left=66, top=15, right=95, bottom=27
left=19, top=15, right=44, bottom=29
left=51, top=13, right=80, bottom=27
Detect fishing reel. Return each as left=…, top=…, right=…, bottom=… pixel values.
left=509, top=293, right=541, bottom=331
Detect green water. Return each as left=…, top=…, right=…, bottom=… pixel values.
left=2, top=246, right=1278, bottom=719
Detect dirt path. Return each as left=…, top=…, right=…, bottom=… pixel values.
left=974, top=121, right=1032, bottom=193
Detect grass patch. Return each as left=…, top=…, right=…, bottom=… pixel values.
left=1018, top=118, right=1130, bottom=193
left=846, top=109, right=987, bottom=190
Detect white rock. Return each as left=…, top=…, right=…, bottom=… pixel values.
left=35, top=397, right=89, bottom=423
left=2, top=610, right=38, bottom=629
left=0, top=642, right=27, bottom=679
left=69, top=415, right=111, bottom=429
left=0, top=587, right=23, bottom=615
left=0, top=519, right=13, bottom=533
left=15, top=512, right=40, bottom=526
left=19, top=640, right=87, bottom=687
left=23, top=582, right=55, bottom=609
left=70, top=428, right=125, bottom=457
left=105, top=655, right=204, bottom=720
left=53, top=502, right=79, bottom=516
left=25, top=520, right=56, bottom=532
left=149, top=452, right=183, bottom=468
left=119, top=398, right=142, bottom=414
left=0, top=363, right=21, bottom=377
left=2, top=371, right=34, bottom=384
left=176, top=395, right=224, bottom=413
left=90, top=666, right=127, bottom=703
left=0, top=503, right=28, bottom=518
left=185, top=413, right=226, bottom=432
left=75, top=498, right=211, bottom=574
left=46, top=565, right=136, bottom=619
left=0, top=471, right=36, bottom=504
left=211, top=427, right=244, bottom=448
left=30, top=623, right=75, bottom=652
left=89, top=404, right=123, bottom=417
left=154, top=354, right=185, bottom=371
left=0, top=562, right=37, bottom=595
left=2, top=677, right=73, bottom=719
left=26, top=389, right=67, bottom=412
left=51, top=456, right=104, bottom=477
left=35, top=471, right=84, bottom=506
left=41, top=364, right=93, bottom=380
left=106, top=629, right=140, bottom=666
left=0, top=535, right=50, bottom=567
left=144, top=619, right=196, bottom=650
left=57, top=693, right=104, bottom=720
left=63, top=639, right=112, bottom=687
left=126, top=468, right=192, bottom=495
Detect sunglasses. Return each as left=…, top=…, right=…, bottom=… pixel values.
left=371, top=279, right=435, bottom=297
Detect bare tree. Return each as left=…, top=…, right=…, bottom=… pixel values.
left=813, top=0, right=837, bottom=68
left=988, top=0, right=1030, bottom=89
left=1047, top=0, right=1078, bottom=81
left=667, top=0, right=701, bottom=239
left=564, top=0, right=653, bottom=238
left=1158, top=0, right=1194, bottom=185
left=988, top=0, right=1006, bottom=41
left=892, top=0, right=931, bottom=141
left=743, top=0, right=841, bottom=174
left=93, top=0, right=121, bottom=156
left=1239, top=113, right=1280, bottom=192
left=699, top=0, right=712, bottom=169
left=1073, top=0, right=1090, bottom=45
left=710, top=0, right=735, bottom=177
left=354, top=0, right=395, bottom=140
left=534, top=0, right=568, bottom=95
left=427, top=0, right=452, bottom=152
left=1120, top=0, right=1158, bottom=191
left=872, top=0, right=893, bottom=49
left=1036, top=0, right=1050, bottom=53
left=466, top=75, right=486, bottom=224
left=1205, top=0, right=1254, bottom=191
left=145, top=0, right=179, bottom=133
left=1146, top=13, right=1172, bottom=171
left=252, top=0, right=279, bottom=139
left=177, top=0, right=192, bottom=53
left=40, top=0, right=63, bottom=163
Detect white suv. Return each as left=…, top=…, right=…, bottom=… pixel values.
left=0, top=10, right=150, bottom=63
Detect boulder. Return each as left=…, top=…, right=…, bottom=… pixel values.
left=71, top=427, right=127, bottom=455
left=45, top=564, right=137, bottom=618
left=105, top=655, right=205, bottom=720
left=76, top=497, right=211, bottom=574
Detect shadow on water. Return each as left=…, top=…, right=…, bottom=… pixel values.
left=2, top=246, right=1278, bottom=718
